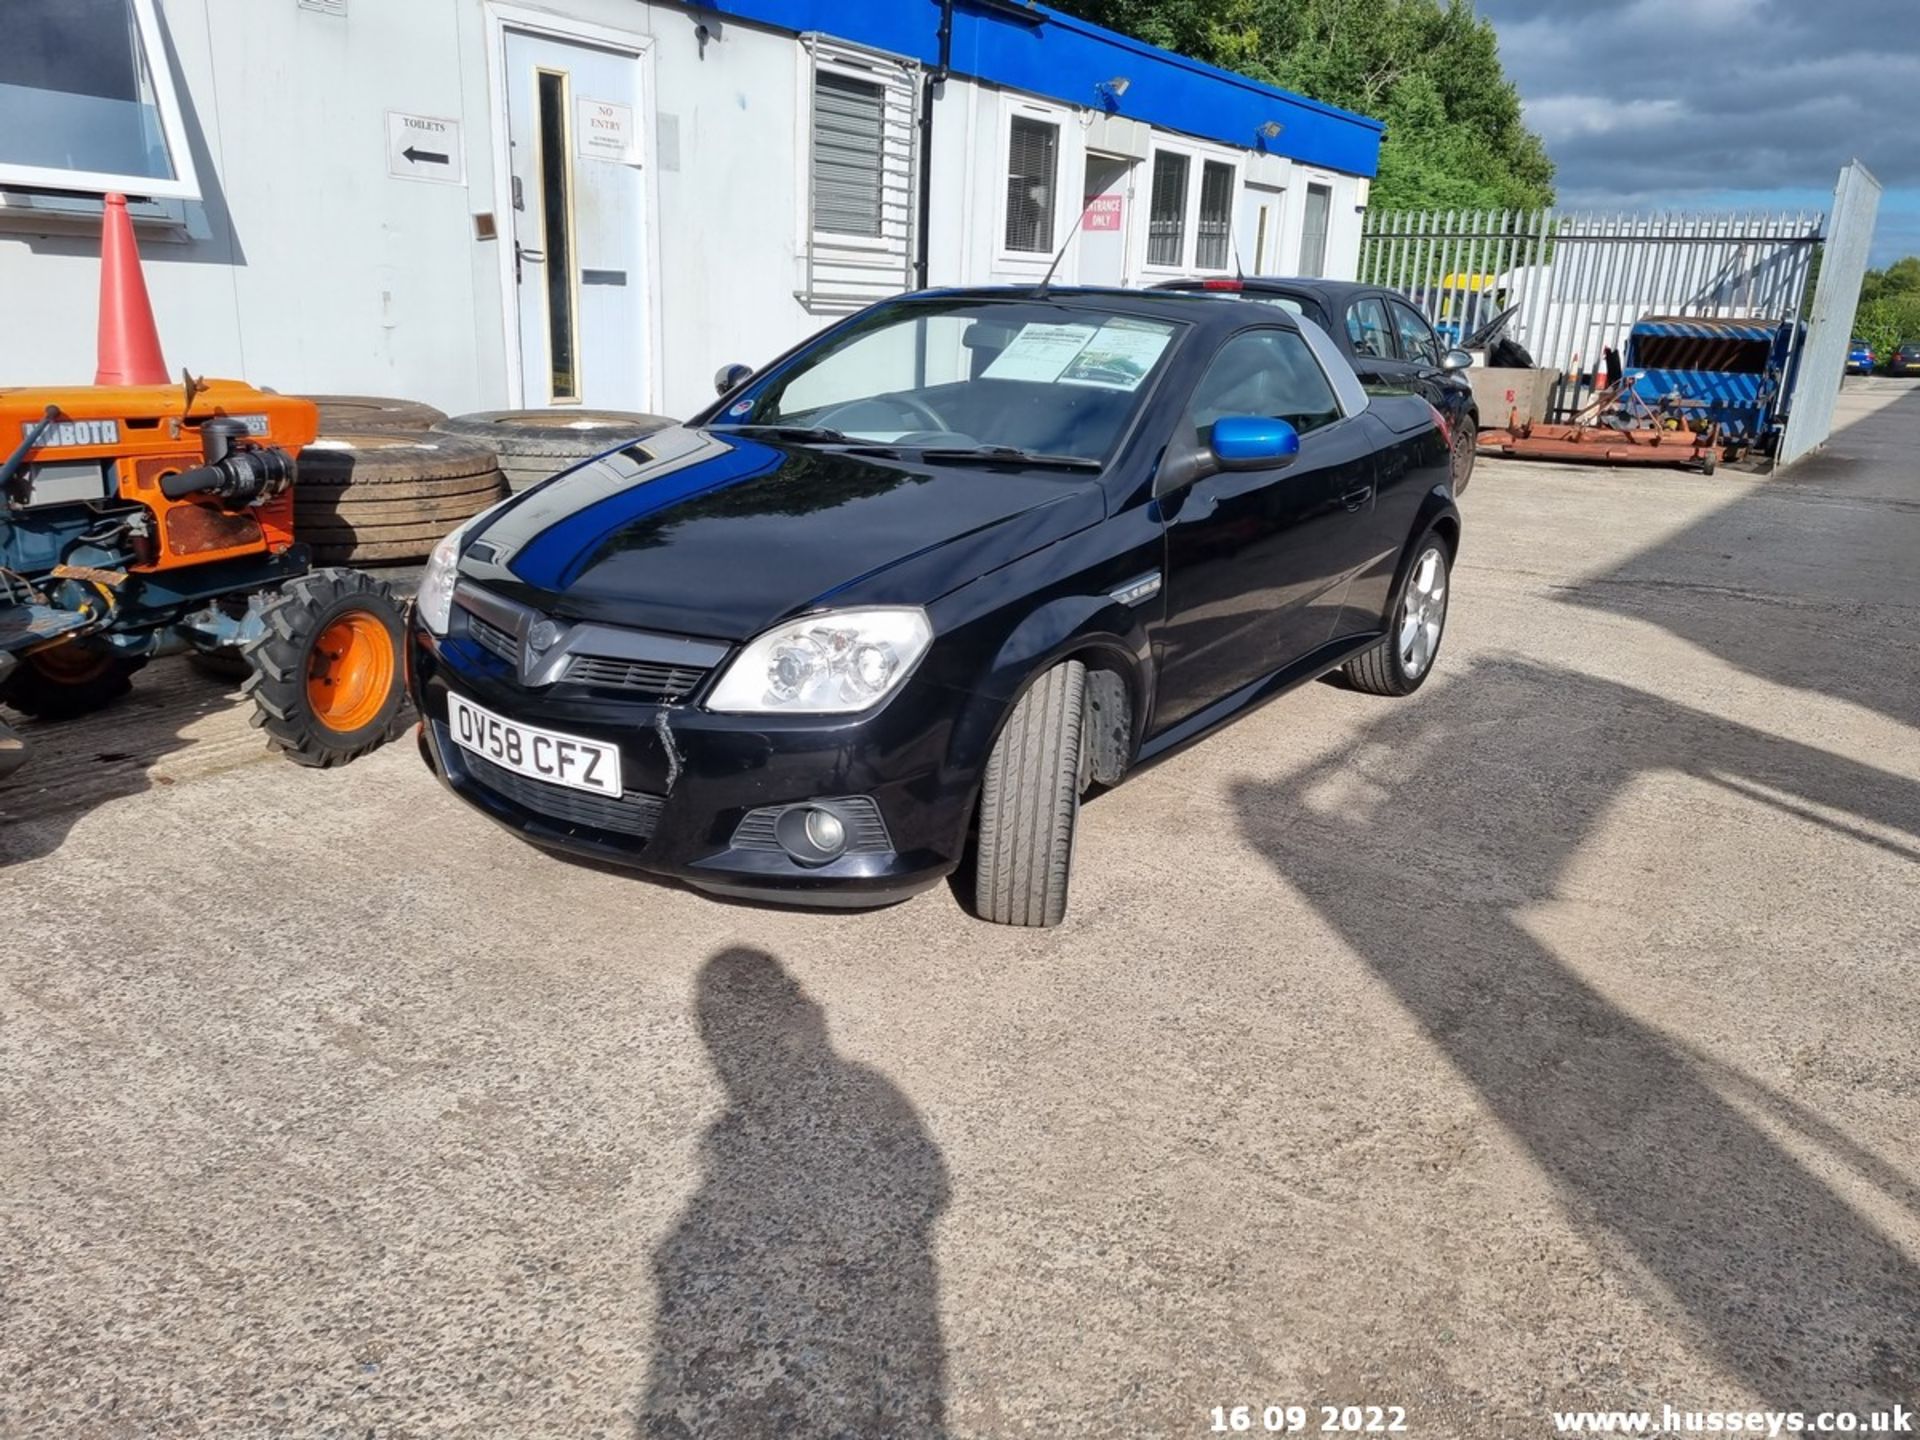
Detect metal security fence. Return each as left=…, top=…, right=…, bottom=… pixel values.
left=1360, top=205, right=1826, bottom=422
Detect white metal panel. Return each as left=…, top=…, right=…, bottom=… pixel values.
left=1779, top=161, right=1882, bottom=467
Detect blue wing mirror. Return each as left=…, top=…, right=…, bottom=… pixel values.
left=1210, top=415, right=1301, bottom=471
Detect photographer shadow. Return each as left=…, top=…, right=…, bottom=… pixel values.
left=638, top=947, right=950, bottom=1439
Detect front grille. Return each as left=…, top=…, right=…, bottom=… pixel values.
left=450, top=738, right=663, bottom=841
left=564, top=654, right=708, bottom=702
left=466, top=611, right=518, bottom=664
left=729, top=797, right=892, bottom=854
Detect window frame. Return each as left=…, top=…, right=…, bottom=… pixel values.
left=1387, top=298, right=1443, bottom=367
left=1298, top=177, right=1334, bottom=278
left=1345, top=296, right=1394, bottom=362
left=1139, top=138, right=1241, bottom=277
left=1185, top=324, right=1350, bottom=444
left=806, top=53, right=904, bottom=257
left=794, top=35, right=920, bottom=315
left=0, top=0, right=202, bottom=201
left=1001, top=110, right=1061, bottom=256
left=1193, top=158, right=1236, bottom=273
left=994, top=95, right=1070, bottom=268
left=809, top=67, right=891, bottom=243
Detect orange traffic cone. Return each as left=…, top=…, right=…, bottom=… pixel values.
left=94, top=193, right=168, bottom=386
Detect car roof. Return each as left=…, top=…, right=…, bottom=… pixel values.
left=1154, top=276, right=1390, bottom=308
left=899, top=284, right=1304, bottom=331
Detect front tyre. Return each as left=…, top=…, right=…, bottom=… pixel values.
left=242, top=568, right=408, bottom=767
left=972, top=660, right=1087, bottom=927
left=1345, top=533, right=1451, bottom=697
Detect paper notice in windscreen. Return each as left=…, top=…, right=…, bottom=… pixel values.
left=981, top=323, right=1097, bottom=382
left=1059, top=322, right=1174, bottom=390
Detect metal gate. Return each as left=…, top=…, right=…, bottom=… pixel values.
left=1358, top=162, right=1882, bottom=461
left=1778, top=162, right=1882, bottom=465
left=1360, top=206, right=1823, bottom=418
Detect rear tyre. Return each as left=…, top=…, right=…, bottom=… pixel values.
left=1450, top=415, right=1478, bottom=493
left=1345, top=533, right=1451, bottom=698
left=971, top=660, right=1087, bottom=928
left=242, top=569, right=408, bottom=768
left=0, top=647, right=147, bottom=719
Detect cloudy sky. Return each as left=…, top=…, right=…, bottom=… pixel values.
left=1473, top=0, right=1919, bottom=265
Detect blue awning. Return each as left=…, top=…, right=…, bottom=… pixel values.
left=679, top=0, right=1385, bottom=176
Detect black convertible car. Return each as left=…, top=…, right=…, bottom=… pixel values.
left=409, top=288, right=1459, bottom=926
left=1155, top=276, right=1480, bottom=491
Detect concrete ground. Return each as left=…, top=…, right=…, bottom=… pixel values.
left=3, top=380, right=1917, bottom=1439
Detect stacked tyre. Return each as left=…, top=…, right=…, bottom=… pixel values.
left=293, top=432, right=508, bottom=566
left=431, top=409, right=675, bottom=493
left=302, top=394, right=448, bottom=434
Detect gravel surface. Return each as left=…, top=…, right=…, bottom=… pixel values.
left=3, top=380, right=1916, bottom=1439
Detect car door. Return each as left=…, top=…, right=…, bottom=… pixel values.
left=1152, top=327, right=1379, bottom=731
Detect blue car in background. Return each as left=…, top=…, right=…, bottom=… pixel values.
left=1846, top=338, right=1877, bottom=374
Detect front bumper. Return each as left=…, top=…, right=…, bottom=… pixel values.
left=410, top=621, right=979, bottom=907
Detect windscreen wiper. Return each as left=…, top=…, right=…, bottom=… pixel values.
left=916, top=446, right=1102, bottom=472
left=713, top=424, right=855, bottom=443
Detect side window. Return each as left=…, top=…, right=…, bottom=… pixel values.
left=1186, top=330, right=1343, bottom=443
left=1389, top=301, right=1441, bottom=366
left=1346, top=299, right=1393, bottom=360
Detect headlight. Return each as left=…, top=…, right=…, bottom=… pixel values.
left=415, top=499, right=511, bottom=635
left=706, top=607, right=933, bottom=714
left=414, top=527, right=463, bottom=636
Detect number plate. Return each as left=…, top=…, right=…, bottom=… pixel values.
left=447, top=691, right=622, bottom=797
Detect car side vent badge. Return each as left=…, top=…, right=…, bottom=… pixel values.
left=1109, top=571, right=1162, bottom=607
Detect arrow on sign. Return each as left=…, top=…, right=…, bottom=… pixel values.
left=403, top=145, right=449, bottom=166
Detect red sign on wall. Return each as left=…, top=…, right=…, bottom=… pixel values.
left=1082, top=195, right=1124, bottom=232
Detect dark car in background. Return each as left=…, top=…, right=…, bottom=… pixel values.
left=1154, top=276, right=1480, bottom=491
left=1886, top=342, right=1920, bottom=377
left=409, top=288, right=1459, bottom=927
left=1846, top=339, right=1878, bottom=374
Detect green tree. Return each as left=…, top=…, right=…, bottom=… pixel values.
left=1051, top=0, right=1554, bottom=211
left=1860, top=256, right=1920, bottom=305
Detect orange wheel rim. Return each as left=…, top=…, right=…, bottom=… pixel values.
left=32, top=646, right=113, bottom=683
left=307, top=612, right=395, bottom=733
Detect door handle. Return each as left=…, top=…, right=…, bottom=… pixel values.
left=514, top=242, right=545, bottom=284
left=1341, top=486, right=1372, bottom=511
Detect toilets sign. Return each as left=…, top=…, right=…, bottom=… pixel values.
left=386, top=112, right=465, bottom=184
left=577, top=98, right=638, bottom=163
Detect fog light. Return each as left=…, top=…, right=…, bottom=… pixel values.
left=774, top=804, right=850, bottom=866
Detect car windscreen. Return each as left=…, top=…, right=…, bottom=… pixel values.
left=715, top=300, right=1185, bottom=462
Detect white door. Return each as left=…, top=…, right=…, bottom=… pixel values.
left=504, top=30, right=647, bottom=409
left=1078, top=154, right=1133, bottom=286
left=1237, top=185, right=1285, bottom=276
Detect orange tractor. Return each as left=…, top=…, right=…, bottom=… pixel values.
left=0, top=197, right=407, bottom=777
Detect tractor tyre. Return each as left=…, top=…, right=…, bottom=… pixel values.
left=431, top=409, right=676, bottom=492
left=293, top=432, right=507, bottom=565
left=302, top=395, right=449, bottom=432
left=0, top=647, right=147, bottom=720
left=242, top=569, right=409, bottom=768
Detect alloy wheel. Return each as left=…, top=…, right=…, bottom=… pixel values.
left=1397, top=545, right=1448, bottom=679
